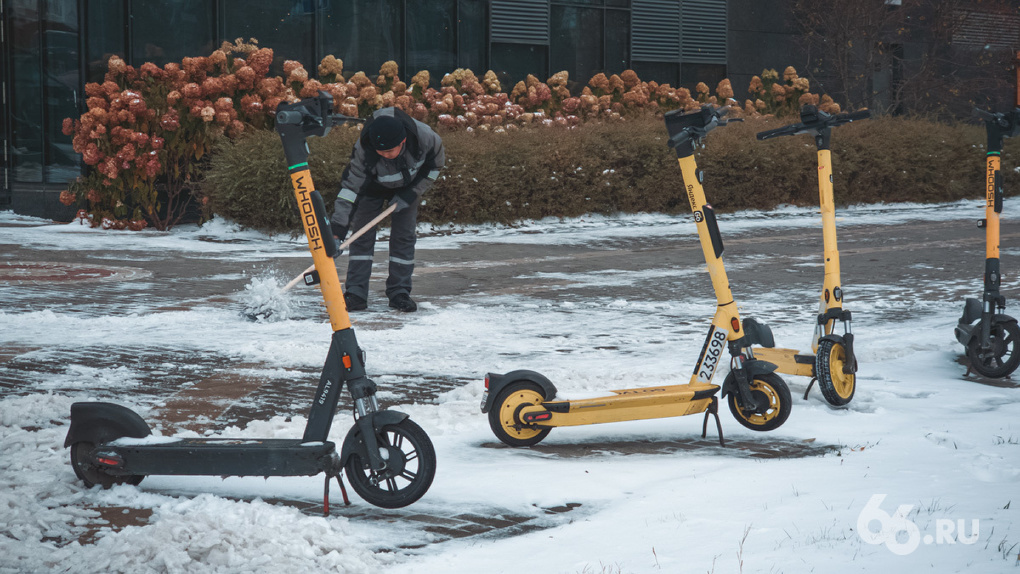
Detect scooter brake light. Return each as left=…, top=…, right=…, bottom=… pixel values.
left=484, top=375, right=489, bottom=390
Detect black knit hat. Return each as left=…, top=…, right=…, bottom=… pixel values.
left=367, top=115, right=406, bottom=150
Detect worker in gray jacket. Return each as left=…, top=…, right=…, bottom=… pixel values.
left=331, top=107, right=445, bottom=312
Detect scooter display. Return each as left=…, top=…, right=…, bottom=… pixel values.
left=753, top=105, right=868, bottom=406
left=955, top=108, right=1020, bottom=378
left=480, top=106, right=792, bottom=447
left=64, top=92, right=436, bottom=510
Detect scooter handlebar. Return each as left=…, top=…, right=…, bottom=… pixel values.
left=329, top=113, right=366, bottom=126
left=756, top=124, right=799, bottom=140
left=757, top=108, right=870, bottom=140
left=840, top=109, right=871, bottom=123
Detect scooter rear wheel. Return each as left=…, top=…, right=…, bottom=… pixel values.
left=344, top=419, right=436, bottom=509
left=816, top=338, right=856, bottom=407
left=70, top=442, right=144, bottom=489
left=488, top=382, right=552, bottom=447
left=966, top=320, right=1020, bottom=378
left=726, top=372, right=792, bottom=431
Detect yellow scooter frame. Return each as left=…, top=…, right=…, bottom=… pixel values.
left=753, top=105, right=869, bottom=407
left=480, top=106, right=793, bottom=447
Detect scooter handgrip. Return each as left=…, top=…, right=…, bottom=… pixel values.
left=276, top=110, right=303, bottom=125
left=668, top=130, right=692, bottom=149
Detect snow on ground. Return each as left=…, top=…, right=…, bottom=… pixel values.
left=2, top=203, right=1019, bottom=573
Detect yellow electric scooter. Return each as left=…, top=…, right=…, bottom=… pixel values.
left=752, top=105, right=869, bottom=406
left=480, top=106, right=792, bottom=447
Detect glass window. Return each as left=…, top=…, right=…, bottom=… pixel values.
left=43, top=0, right=81, bottom=182
left=85, top=0, right=125, bottom=82
left=131, top=0, right=213, bottom=66
left=9, top=0, right=80, bottom=183
left=10, top=0, right=45, bottom=183
left=321, top=0, right=403, bottom=79
left=222, top=1, right=313, bottom=76
left=457, top=0, right=487, bottom=73
left=631, top=61, right=678, bottom=87
left=681, top=63, right=727, bottom=91
left=490, top=43, right=548, bottom=89
left=606, top=0, right=629, bottom=6
left=406, top=0, right=457, bottom=82
left=605, top=8, right=629, bottom=75
left=551, top=5, right=603, bottom=87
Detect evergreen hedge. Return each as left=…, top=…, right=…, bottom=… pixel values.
left=201, top=115, right=1020, bottom=234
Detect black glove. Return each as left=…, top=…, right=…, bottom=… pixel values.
left=332, top=224, right=348, bottom=242
left=331, top=224, right=348, bottom=258
left=394, top=188, right=418, bottom=212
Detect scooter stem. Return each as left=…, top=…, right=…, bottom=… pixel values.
left=676, top=155, right=737, bottom=310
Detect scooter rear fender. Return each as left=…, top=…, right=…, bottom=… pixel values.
left=960, top=298, right=982, bottom=325
left=957, top=313, right=1017, bottom=346
left=64, top=402, right=151, bottom=448
left=481, top=370, right=557, bottom=414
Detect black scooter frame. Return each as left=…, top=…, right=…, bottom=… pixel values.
left=65, top=92, right=435, bottom=510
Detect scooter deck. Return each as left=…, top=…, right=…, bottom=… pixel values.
left=753, top=347, right=816, bottom=378
left=94, top=438, right=339, bottom=477
left=521, top=383, right=719, bottom=427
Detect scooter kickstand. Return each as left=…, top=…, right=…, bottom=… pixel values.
left=701, top=397, right=725, bottom=447
left=323, top=472, right=352, bottom=516
left=803, top=377, right=817, bottom=400
left=336, top=473, right=351, bottom=506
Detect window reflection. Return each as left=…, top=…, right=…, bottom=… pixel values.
left=407, top=0, right=457, bottom=83
left=85, top=0, right=125, bottom=82
left=491, top=43, right=548, bottom=89
left=551, top=5, right=603, bottom=89
left=321, top=0, right=403, bottom=78
left=9, top=0, right=81, bottom=183
left=223, top=2, right=313, bottom=75
left=458, top=0, right=487, bottom=72
left=131, top=0, right=213, bottom=66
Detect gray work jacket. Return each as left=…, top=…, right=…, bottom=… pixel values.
left=331, top=107, right=445, bottom=230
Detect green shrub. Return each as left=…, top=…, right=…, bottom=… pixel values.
left=200, top=115, right=1020, bottom=233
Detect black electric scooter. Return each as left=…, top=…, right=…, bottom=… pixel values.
left=64, top=92, right=436, bottom=510
left=956, top=108, right=1020, bottom=378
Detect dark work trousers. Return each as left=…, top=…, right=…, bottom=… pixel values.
left=344, top=194, right=418, bottom=301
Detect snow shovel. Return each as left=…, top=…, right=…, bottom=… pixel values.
left=281, top=202, right=398, bottom=294
left=240, top=203, right=398, bottom=321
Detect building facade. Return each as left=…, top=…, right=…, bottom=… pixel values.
left=2, top=1, right=1017, bottom=219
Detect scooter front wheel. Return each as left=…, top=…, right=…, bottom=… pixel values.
left=344, top=419, right=436, bottom=509
left=966, top=321, right=1020, bottom=378
left=488, top=382, right=552, bottom=447
left=816, top=338, right=856, bottom=407
left=70, top=442, right=144, bottom=489
left=726, top=372, right=792, bottom=432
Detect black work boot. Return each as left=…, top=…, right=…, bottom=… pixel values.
left=388, top=293, right=417, bottom=312
left=344, top=292, right=367, bottom=311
